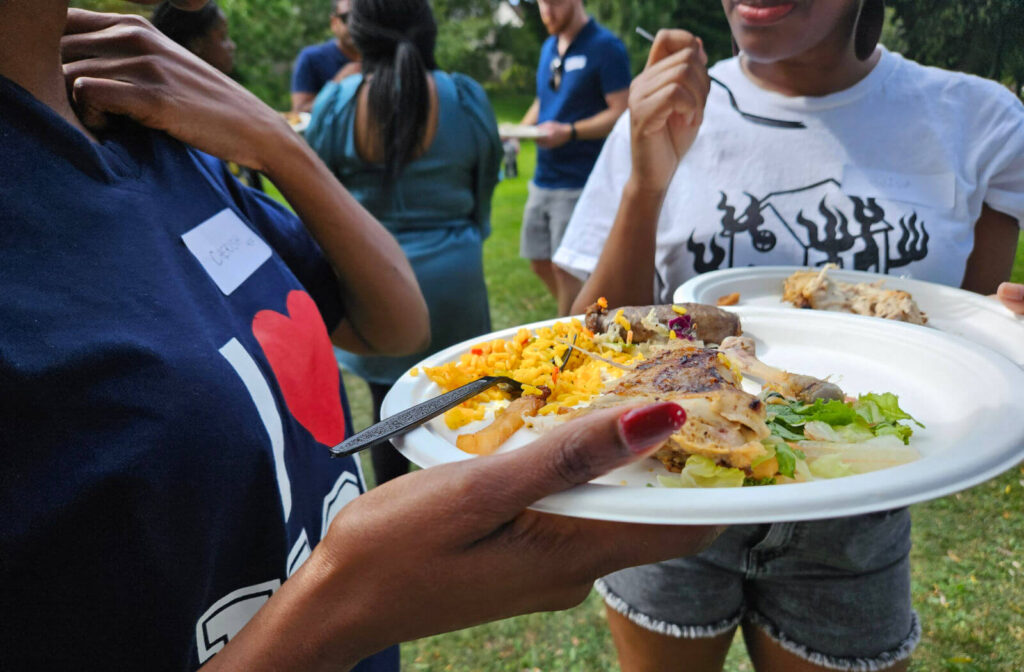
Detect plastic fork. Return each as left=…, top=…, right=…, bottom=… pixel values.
left=329, top=375, right=524, bottom=458
left=329, top=337, right=578, bottom=458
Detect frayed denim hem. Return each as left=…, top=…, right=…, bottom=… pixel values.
left=594, top=578, right=742, bottom=639
left=745, top=610, right=922, bottom=672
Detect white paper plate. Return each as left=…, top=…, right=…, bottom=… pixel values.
left=383, top=308, right=1024, bottom=524
left=498, top=123, right=548, bottom=139
left=674, top=266, right=1024, bottom=367
left=281, top=111, right=311, bottom=134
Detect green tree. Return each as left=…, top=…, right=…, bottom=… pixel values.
left=71, top=0, right=332, bottom=109
left=586, top=0, right=734, bottom=72
left=888, top=0, right=1024, bottom=94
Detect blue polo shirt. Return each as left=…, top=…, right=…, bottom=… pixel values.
left=291, top=39, right=351, bottom=95
left=534, top=18, right=631, bottom=189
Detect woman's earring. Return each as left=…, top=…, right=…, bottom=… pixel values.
left=855, top=0, right=885, bottom=61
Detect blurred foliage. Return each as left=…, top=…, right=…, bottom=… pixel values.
left=888, top=0, right=1024, bottom=94
left=69, top=0, right=1024, bottom=107
left=71, top=0, right=333, bottom=109
left=585, top=0, right=733, bottom=72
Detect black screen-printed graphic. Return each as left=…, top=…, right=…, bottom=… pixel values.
left=687, top=178, right=929, bottom=274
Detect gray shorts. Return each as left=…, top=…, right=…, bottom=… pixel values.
left=597, top=510, right=921, bottom=671
left=519, top=182, right=583, bottom=260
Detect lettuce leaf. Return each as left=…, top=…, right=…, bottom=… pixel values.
left=808, top=454, right=856, bottom=479
left=763, top=393, right=920, bottom=445
left=658, top=455, right=746, bottom=488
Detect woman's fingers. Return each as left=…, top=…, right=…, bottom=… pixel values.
left=997, top=282, right=1024, bottom=315
left=71, top=75, right=161, bottom=128
left=489, top=512, right=721, bottom=588
left=464, top=403, right=686, bottom=522
left=645, top=28, right=702, bottom=69
left=631, top=46, right=710, bottom=137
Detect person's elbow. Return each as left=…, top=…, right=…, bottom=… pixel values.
left=393, top=298, right=431, bottom=355
left=375, top=294, right=431, bottom=356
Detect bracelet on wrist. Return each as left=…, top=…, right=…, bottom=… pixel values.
left=569, top=122, right=578, bottom=143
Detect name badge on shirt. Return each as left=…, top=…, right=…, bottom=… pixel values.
left=182, top=209, right=272, bottom=295
left=842, top=165, right=956, bottom=210
left=565, top=55, right=587, bottom=72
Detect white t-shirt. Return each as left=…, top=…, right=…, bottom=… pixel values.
left=553, top=47, right=1024, bottom=302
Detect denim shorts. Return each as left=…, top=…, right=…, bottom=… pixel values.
left=519, top=182, right=583, bottom=260
left=596, top=510, right=921, bottom=671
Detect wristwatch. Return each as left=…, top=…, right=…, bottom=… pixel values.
left=569, top=122, right=577, bottom=143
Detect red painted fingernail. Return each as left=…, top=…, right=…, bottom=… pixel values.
left=619, top=402, right=686, bottom=453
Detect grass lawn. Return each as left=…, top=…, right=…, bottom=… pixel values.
left=285, top=93, right=1024, bottom=671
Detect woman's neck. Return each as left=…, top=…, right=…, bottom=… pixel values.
left=0, top=1, right=97, bottom=139
left=741, top=28, right=880, bottom=98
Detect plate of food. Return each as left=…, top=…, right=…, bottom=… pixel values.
left=673, top=266, right=1024, bottom=367
left=383, top=302, right=1024, bottom=524
left=498, top=123, right=548, bottom=139
left=281, top=111, right=311, bottom=133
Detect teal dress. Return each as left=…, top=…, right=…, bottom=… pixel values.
left=307, top=71, right=501, bottom=384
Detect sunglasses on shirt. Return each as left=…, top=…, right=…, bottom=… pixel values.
left=548, top=55, right=564, bottom=92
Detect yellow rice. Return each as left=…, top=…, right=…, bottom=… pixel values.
left=423, top=318, right=643, bottom=430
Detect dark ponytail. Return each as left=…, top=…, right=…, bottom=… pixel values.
left=348, top=0, right=438, bottom=186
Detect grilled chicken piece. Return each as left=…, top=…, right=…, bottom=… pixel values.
left=586, top=345, right=771, bottom=471
left=585, top=303, right=742, bottom=344
left=719, top=336, right=844, bottom=402
left=782, top=267, right=927, bottom=325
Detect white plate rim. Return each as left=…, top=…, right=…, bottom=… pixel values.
left=498, top=123, right=548, bottom=139
left=384, top=308, right=1024, bottom=524
left=673, top=266, right=1024, bottom=367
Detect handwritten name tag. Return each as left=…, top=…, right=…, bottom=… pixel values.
left=565, top=55, right=587, bottom=72
left=842, top=166, right=955, bottom=210
left=182, top=209, right=272, bottom=295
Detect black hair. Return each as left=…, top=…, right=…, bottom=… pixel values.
left=151, top=1, right=222, bottom=49
left=348, top=0, right=438, bottom=186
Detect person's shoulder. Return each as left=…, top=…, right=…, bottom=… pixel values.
left=448, top=71, right=488, bottom=102
left=886, top=49, right=1021, bottom=113
left=588, top=19, right=627, bottom=48
left=447, top=72, right=498, bottom=129
left=298, top=40, right=335, bottom=60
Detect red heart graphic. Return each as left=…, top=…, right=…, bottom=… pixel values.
left=252, top=290, right=346, bottom=446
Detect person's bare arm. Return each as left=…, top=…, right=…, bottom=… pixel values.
left=962, top=204, right=1017, bottom=294
left=200, top=402, right=716, bottom=672
left=62, top=10, right=429, bottom=356
left=535, top=88, right=628, bottom=149
left=291, top=91, right=317, bottom=113
left=520, top=97, right=540, bottom=126
left=571, top=31, right=709, bottom=313
left=961, top=204, right=1024, bottom=315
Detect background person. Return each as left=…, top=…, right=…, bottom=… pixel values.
left=513, top=0, right=631, bottom=316
left=290, top=0, right=360, bottom=113
left=151, top=0, right=263, bottom=190
left=306, top=0, right=502, bottom=485
left=2, top=1, right=719, bottom=669
left=555, top=0, right=1024, bottom=670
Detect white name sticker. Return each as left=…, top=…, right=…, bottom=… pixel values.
left=565, top=55, right=587, bottom=72
left=842, top=166, right=955, bottom=210
left=182, top=209, right=272, bottom=295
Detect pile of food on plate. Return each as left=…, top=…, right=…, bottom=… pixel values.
left=781, top=264, right=928, bottom=325
left=420, top=298, right=922, bottom=488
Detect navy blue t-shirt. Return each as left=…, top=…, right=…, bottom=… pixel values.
left=291, top=39, right=351, bottom=95
left=534, top=18, right=631, bottom=189
left=0, top=75, right=397, bottom=671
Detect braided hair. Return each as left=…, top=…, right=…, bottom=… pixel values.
left=348, top=0, right=438, bottom=186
